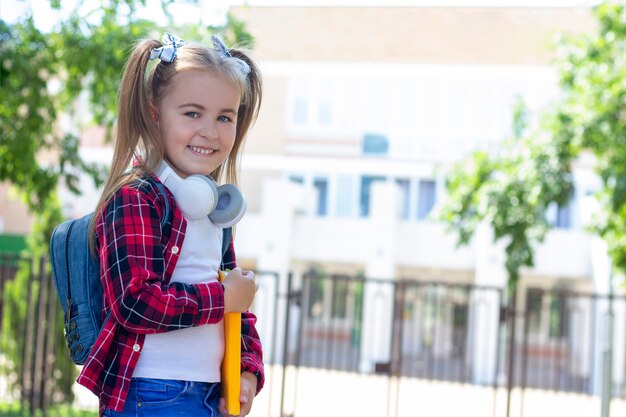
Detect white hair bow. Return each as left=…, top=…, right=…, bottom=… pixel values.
left=150, top=32, right=187, bottom=63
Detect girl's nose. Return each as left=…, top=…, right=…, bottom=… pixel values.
left=200, top=122, right=219, bottom=140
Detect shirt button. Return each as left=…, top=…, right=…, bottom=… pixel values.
left=132, top=343, right=141, bottom=352
left=171, top=245, right=179, bottom=254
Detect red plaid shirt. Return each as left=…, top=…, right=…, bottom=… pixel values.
left=76, top=174, right=264, bottom=414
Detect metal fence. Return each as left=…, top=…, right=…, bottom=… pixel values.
left=279, top=272, right=504, bottom=381
left=1, top=254, right=624, bottom=416
left=277, top=271, right=626, bottom=416
left=0, top=254, right=73, bottom=415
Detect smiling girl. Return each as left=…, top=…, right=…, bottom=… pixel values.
left=79, top=33, right=264, bottom=417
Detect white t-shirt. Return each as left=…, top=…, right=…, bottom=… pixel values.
left=133, top=216, right=224, bottom=382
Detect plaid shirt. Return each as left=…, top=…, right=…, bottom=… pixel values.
left=77, top=174, right=264, bottom=414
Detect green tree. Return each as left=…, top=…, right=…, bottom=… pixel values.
left=0, top=0, right=255, bottom=408
left=438, top=2, right=626, bottom=291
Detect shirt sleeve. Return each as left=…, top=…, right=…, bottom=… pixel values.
left=221, top=235, right=265, bottom=393
left=241, top=311, right=265, bottom=394
left=96, top=184, right=224, bottom=334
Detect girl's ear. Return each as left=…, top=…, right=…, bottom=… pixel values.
left=149, top=104, right=160, bottom=127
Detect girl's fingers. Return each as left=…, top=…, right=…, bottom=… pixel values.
left=218, top=397, right=231, bottom=417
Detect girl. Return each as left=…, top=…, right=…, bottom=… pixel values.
left=79, top=33, right=264, bottom=417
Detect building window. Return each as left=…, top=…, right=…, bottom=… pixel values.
left=417, top=179, right=436, bottom=220
left=526, top=291, right=543, bottom=336
left=331, top=278, right=349, bottom=319
left=396, top=179, right=411, bottom=220
left=548, top=189, right=574, bottom=229
left=289, top=175, right=304, bottom=185
left=313, top=178, right=329, bottom=216
left=336, top=175, right=355, bottom=218
left=360, top=176, right=386, bottom=217
left=556, top=192, right=574, bottom=229
left=317, top=82, right=333, bottom=125
left=307, top=278, right=325, bottom=319
left=293, top=81, right=310, bottom=125
left=294, top=97, right=308, bottom=125
left=548, top=295, right=567, bottom=339
left=362, top=133, right=389, bottom=155
left=556, top=203, right=571, bottom=229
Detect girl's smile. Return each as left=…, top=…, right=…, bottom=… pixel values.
left=188, top=145, right=216, bottom=155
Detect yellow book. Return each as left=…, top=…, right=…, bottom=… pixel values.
left=219, top=270, right=241, bottom=415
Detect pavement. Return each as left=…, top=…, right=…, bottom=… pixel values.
left=44, top=365, right=626, bottom=416
left=251, top=366, right=626, bottom=417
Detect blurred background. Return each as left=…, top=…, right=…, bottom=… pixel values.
left=4, top=0, right=626, bottom=416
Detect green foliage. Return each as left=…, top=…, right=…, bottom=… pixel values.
left=1, top=0, right=169, bottom=408
left=0, top=1, right=153, bottom=404
left=0, top=18, right=59, bottom=211
left=439, top=1, right=626, bottom=289
left=171, top=11, right=255, bottom=50
left=213, top=12, right=256, bottom=48
left=0, top=402, right=96, bottom=417
left=556, top=2, right=626, bottom=273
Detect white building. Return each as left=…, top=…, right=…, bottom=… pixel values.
left=219, top=3, right=617, bottom=393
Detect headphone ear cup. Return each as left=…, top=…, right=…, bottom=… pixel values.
left=176, top=175, right=218, bottom=220
left=209, top=184, right=247, bottom=228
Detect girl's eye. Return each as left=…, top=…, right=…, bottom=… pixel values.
left=185, top=111, right=200, bottom=119
left=218, top=115, right=232, bottom=123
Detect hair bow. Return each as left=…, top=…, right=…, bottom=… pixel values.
left=211, top=34, right=251, bottom=76
left=150, top=32, right=187, bottom=63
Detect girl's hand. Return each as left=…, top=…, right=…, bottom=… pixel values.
left=219, top=371, right=258, bottom=417
left=222, top=268, right=256, bottom=312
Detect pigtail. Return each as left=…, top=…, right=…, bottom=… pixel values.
left=231, top=49, right=263, bottom=130
left=89, top=38, right=163, bottom=250
left=225, top=49, right=263, bottom=185
left=115, top=38, right=163, bottom=176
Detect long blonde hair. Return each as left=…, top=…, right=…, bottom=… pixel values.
left=90, top=35, right=262, bottom=243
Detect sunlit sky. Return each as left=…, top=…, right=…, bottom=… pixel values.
left=1, top=0, right=233, bottom=29
left=1, top=0, right=601, bottom=31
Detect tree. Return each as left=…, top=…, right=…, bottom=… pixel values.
left=0, top=0, right=255, bottom=407
left=438, top=2, right=626, bottom=291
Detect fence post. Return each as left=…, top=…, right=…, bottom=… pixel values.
left=41, top=256, right=57, bottom=413
left=280, top=272, right=293, bottom=417
left=31, top=257, right=48, bottom=414
left=389, top=280, right=406, bottom=417
left=21, top=258, right=36, bottom=414
left=601, top=289, right=614, bottom=417
left=505, top=287, right=517, bottom=417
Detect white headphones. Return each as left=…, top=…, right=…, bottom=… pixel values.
left=155, top=160, right=247, bottom=228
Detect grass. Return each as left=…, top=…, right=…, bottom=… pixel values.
left=0, top=403, right=97, bottom=417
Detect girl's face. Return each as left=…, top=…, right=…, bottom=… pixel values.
left=154, top=69, right=241, bottom=179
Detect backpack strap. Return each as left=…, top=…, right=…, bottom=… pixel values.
left=153, top=180, right=171, bottom=229
left=221, top=227, right=232, bottom=259
left=62, top=220, right=80, bottom=325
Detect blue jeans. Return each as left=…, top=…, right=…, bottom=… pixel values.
left=103, top=378, right=221, bottom=417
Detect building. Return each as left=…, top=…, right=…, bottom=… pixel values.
left=221, top=3, right=609, bottom=384
left=230, top=4, right=598, bottom=284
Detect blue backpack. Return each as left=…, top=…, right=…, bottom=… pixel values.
left=50, top=181, right=232, bottom=365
